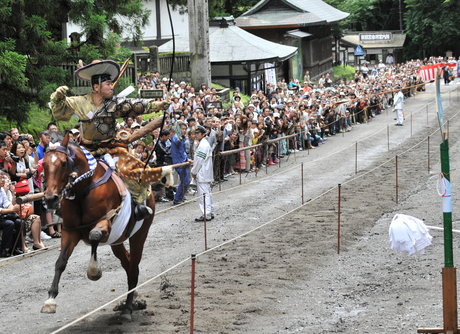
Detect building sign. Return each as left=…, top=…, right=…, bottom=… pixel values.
left=366, top=49, right=383, bottom=55
left=359, top=32, right=393, bottom=42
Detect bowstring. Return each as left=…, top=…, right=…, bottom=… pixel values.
left=138, top=0, right=175, bottom=183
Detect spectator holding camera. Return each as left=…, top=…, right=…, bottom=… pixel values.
left=0, top=140, right=14, bottom=173
left=8, top=141, right=35, bottom=195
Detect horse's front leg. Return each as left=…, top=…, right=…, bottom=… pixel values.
left=41, top=230, right=80, bottom=313
left=87, top=220, right=111, bottom=281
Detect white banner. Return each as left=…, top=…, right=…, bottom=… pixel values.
left=265, top=63, right=276, bottom=86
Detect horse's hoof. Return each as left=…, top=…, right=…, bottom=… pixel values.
left=87, top=254, right=102, bottom=281
left=120, top=312, right=132, bottom=322
left=41, top=298, right=57, bottom=313
left=87, top=266, right=102, bottom=281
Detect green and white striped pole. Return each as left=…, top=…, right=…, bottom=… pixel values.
left=435, top=68, right=457, bottom=333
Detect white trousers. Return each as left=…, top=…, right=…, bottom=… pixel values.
left=396, top=108, right=404, bottom=125
left=197, top=181, right=213, bottom=218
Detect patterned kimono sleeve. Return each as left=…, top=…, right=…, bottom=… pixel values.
left=113, top=97, right=162, bottom=119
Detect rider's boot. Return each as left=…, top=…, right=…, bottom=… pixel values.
left=134, top=201, right=153, bottom=221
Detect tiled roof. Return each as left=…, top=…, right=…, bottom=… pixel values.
left=159, top=20, right=297, bottom=63
left=237, top=0, right=349, bottom=27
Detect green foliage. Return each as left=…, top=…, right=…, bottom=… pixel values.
left=404, top=0, right=460, bottom=59
left=324, top=0, right=401, bottom=33
left=68, top=0, right=151, bottom=51
left=333, top=65, right=356, bottom=82
left=0, top=0, right=152, bottom=126
left=164, top=0, right=259, bottom=18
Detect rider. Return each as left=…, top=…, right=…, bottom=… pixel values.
left=49, top=60, right=171, bottom=220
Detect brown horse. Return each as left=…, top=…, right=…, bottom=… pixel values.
left=40, top=134, right=158, bottom=320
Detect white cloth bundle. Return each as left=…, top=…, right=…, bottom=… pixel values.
left=389, top=214, right=433, bottom=255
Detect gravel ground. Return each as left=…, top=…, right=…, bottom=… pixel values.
left=1, top=82, right=460, bottom=334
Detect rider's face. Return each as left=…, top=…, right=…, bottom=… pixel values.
left=97, top=80, right=114, bottom=99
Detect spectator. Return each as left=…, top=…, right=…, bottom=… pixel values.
left=47, top=122, right=58, bottom=132
left=0, top=170, right=22, bottom=257
left=191, top=126, right=214, bottom=222
left=170, top=122, right=192, bottom=204
left=0, top=140, right=13, bottom=173
left=36, top=131, right=50, bottom=160
left=10, top=128, right=19, bottom=141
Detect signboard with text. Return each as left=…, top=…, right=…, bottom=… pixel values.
left=359, top=32, right=393, bottom=43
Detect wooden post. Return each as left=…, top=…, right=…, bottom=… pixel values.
left=395, top=155, right=398, bottom=204
left=387, top=125, right=390, bottom=152
left=443, top=267, right=458, bottom=332
left=428, top=136, right=431, bottom=174
left=301, top=163, right=304, bottom=205
left=337, top=184, right=341, bottom=254
left=355, top=142, right=358, bottom=175
left=203, top=195, right=207, bottom=251
left=190, top=254, right=196, bottom=334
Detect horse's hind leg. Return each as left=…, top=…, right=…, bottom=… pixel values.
left=41, top=230, right=80, bottom=313
left=111, top=222, right=152, bottom=320
left=111, top=243, right=133, bottom=320
left=87, top=220, right=110, bottom=281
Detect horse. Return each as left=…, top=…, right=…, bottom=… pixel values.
left=40, top=133, right=161, bottom=320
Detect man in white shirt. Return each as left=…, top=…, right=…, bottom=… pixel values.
left=386, top=54, right=394, bottom=65
left=191, top=126, right=214, bottom=221
left=394, top=86, right=405, bottom=126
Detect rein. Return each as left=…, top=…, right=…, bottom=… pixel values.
left=45, top=144, right=122, bottom=231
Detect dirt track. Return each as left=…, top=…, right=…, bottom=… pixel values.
left=1, top=82, right=460, bottom=334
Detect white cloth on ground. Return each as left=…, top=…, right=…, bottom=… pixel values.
left=389, top=214, right=433, bottom=255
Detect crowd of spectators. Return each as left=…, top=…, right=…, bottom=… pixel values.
left=132, top=57, right=452, bottom=192
left=0, top=56, right=455, bottom=249
left=0, top=123, right=69, bottom=257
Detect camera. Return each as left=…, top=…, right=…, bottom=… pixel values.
left=29, top=141, right=36, bottom=148
left=9, top=153, right=20, bottom=163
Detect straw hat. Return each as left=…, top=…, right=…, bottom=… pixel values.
left=75, top=60, right=120, bottom=83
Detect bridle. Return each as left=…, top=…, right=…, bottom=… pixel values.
left=45, top=144, right=95, bottom=199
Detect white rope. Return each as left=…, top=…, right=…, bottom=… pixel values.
left=436, top=172, right=450, bottom=197
left=426, top=225, right=460, bottom=234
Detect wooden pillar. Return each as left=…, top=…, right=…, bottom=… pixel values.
left=188, top=0, right=211, bottom=90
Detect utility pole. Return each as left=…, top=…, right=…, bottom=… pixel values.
left=188, top=0, right=211, bottom=90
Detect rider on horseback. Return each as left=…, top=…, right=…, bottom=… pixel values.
left=49, top=60, right=171, bottom=220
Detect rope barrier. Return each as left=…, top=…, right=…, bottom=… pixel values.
left=7, top=84, right=460, bottom=333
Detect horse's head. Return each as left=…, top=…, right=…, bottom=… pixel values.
left=43, top=134, right=74, bottom=209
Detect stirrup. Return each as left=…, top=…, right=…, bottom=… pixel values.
left=134, top=204, right=153, bottom=221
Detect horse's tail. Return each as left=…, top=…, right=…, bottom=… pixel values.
left=161, top=166, right=174, bottom=186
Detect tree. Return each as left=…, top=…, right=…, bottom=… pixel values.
left=404, top=0, right=460, bottom=59
left=167, top=0, right=259, bottom=18
left=0, top=0, right=150, bottom=126
left=324, top=0, right=401, bottom=33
